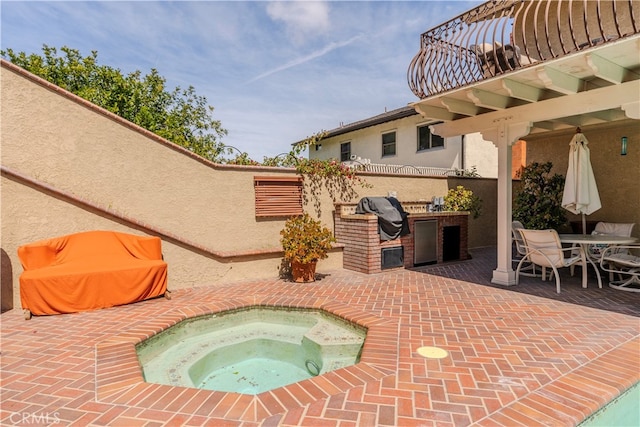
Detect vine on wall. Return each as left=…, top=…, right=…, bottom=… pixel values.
left=224, top=131, right=371, bottom=215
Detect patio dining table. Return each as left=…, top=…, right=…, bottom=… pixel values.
left=559, top=234, right=638, bottom=288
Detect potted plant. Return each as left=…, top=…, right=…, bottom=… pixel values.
left=280, top=213, right=336, bottom=282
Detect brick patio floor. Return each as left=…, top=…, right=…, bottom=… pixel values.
left=1, top=247, right=639, bottom=426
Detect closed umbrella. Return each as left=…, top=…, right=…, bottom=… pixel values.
left=561, top=129, right=601, bottom=234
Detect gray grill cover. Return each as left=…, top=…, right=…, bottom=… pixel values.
left=355, top=197, right=410, bottom=241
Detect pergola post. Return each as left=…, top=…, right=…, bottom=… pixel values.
left=481, top=120, right=532, bottom=286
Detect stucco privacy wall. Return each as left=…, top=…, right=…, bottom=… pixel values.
left=1, top=63, right=284, bottom=254
left=1, top=61, right=497, bottom=312
left=523, top=120, right=640, bottom=239
left=2, top=62, right=338, bottom=311
left=1, top=177, right=290, bottom=302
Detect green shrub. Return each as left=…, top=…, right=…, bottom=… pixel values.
left=444, top=185, right=482, bottom=219
left=513, top=162, right=567, bottom=230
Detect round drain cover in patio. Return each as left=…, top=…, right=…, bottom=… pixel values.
left=416, top=346, right=448, bottom=359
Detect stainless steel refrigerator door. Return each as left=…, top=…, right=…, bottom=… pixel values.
left=414, top=220, right=437, bottom=265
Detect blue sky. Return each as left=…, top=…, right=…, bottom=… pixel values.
left=1, top=1, right=477, bottom=160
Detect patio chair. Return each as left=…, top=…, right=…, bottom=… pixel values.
left=512, top=221, right=539, bottom=277
left=571, top=222, right=636, bottom=278
left=516, top=229, right=582, bottom=293
left=471, top=43, right=497, bottom=78
left=599, top=245, right=640, bottom=292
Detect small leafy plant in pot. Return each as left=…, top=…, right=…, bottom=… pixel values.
left=280, top=213, right=336, bottom=282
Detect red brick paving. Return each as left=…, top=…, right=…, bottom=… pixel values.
left=1, top=247, right=638, bottom=426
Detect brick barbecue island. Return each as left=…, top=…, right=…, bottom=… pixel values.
left=334, top=202, right=469, bottom=274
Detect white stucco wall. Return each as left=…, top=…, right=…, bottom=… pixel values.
left=462, top=133, right=499, bottom=178
left=310, top=113, right=499, bottom=177
left=311, top=114, right=464, bottom=170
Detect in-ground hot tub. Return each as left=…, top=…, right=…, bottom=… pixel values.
left=135, top=306, right=367, bottom=395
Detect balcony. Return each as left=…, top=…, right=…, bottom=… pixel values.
left=408, top=0, right=639, bottom=99
left=406, top=0, right=640, bottom=137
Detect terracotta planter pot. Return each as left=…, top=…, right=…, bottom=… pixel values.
left=290, top=260, right=317, bottom=283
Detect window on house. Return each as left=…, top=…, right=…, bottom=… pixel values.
left=417, top=125, right=445, bottom=151
left=340, top=142, right=351, bottom=161
left=382, top=132, right=396, bottom=157
left=254, top=176, right=303, bottom=217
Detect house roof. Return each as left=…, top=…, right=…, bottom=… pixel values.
left=321, top=105, right=419, bottom=139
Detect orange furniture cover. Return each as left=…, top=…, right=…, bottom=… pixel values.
left=18, top=231, right=168, bottom=316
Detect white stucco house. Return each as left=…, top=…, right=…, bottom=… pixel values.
left=308, top=105, right=503, bottom=178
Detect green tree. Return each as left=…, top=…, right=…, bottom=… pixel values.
left=2, top=45, right=227, bottom=162
left=513, top=162, right=567, bottom=230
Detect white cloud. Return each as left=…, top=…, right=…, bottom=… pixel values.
left=266, top=1, right=331, bottom=44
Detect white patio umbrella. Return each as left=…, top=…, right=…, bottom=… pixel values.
left=561, top=130, right=601, bottom=234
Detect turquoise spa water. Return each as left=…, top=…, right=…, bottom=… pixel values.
left=579, top=382, right=639, bottom=427
left=190, top=339, right=316, bottom=394
left=136, top=307, right=366, bottom=394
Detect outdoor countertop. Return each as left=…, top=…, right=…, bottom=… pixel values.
left=338, top=211, right=469, bottom=220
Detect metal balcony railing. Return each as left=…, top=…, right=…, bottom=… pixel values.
left=407, top=0, right=639, bottom=99
left=343, top=161, right=459, bottom=177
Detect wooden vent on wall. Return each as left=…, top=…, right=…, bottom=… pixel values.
left=254, top=176, right=303, bottom=218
